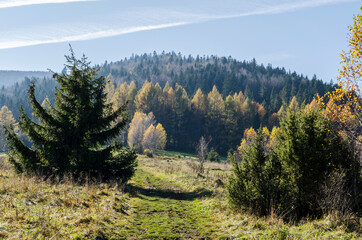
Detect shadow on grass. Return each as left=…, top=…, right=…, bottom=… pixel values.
left=126, top=185, right=213, bottom=201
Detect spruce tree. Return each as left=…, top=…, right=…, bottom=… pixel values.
left=5, top=49, right=137, bottom=182
left=227, top=129, right=280, bottom=216
left=274, top=107, right=353, bottom=218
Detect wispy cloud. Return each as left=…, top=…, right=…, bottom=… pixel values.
left=0, top=0, right=358, bottom=49
left=0, top=22, right=189, bottom=50
left=0, top=0, right=94, bottom=9
left=200, top=0, right=357, bottom=21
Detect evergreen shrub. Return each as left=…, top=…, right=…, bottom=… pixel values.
left=227, top=107, right=357, bottom=219
left=5, top=49, right=137, bottom=183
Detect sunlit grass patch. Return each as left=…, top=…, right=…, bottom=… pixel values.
left=0, top=157, right=129, bottom=239
left=0, top=154, right=360, bottom=239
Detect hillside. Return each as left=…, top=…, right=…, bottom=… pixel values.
left=0, top=71, right=51, bottom=87
left=0, top=154, right=360, bottom=239
left=0, top=53, right=335, bottom=154
left=97, top=52, right=334, bottom=112
left=0, top=53, right=333, bottom=117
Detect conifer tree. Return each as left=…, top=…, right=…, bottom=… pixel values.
left=155, top=123, right=167, bottom=150
left=191, top=88, right=208, bottom=114
left=206, top=85, right=226, bottom=152
left=208, top=85, right=225, bottom=114
left=229, top=106, right=355, bottom=219
left=136, top=81, right=162, bottom=116
left=111, top=82, right=129, bottom=111
left=191, top=88, right=208, bottom=144
left=5, top=50, right=137, bottom=182
left=174, top=84, right=191, bottom=150
left=224, top=95, right=239, bottom=150
left=105, top=73, right=115, bottom=103
left=274, top=106, right=353, bottom=218
left=228, top=129, right=278, bottom=216
left=161, top=87, right=177, bottom=148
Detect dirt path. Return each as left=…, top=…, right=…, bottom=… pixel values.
left=120, top=167, right=217, bottom=239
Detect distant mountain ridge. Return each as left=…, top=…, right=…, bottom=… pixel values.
left=0, top=70, right=52, bottom=87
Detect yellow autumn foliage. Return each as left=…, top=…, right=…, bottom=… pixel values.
left=317, top=10, right=362, bottom=143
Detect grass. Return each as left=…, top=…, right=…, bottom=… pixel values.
left=161, top=150, right=228, bottom=161
left=0, top=154, right=361, bottom=239
left=0, top=155, right=129, bottom=239
left=161, top=150, right=198, bottom=159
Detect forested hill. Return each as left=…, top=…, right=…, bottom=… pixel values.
left=0, top=70, right=51, bottom=87
left=0, top=53, right=334, bottom=116
left=0, top=53, right=335, bottom=154
left=97, top=52, right=334, bottom=112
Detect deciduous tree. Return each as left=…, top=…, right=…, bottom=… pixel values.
left=318, top=10, right=361, bottom=145
left=196, top=136, right=210, bottom=174
left=127, top=112, right=155, bottom=152
left=142, top=123, right=167, bottom=152
left=0, top=106, right=17, bottom=152
left=317, top=8, right=362, bottom=210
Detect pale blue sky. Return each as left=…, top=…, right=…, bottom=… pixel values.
left=0, top=0, right=360, bottom=82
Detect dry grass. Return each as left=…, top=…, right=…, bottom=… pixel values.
left=0, top=156, right=129, bottom=239
left=0, top=154, right=360, bottom=239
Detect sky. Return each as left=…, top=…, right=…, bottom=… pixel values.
left=0, top=0, right=361, bottom=82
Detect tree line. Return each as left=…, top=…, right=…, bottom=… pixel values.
left=0, top=54, right=335, bottom=154
left=0, top=79, right=331, bottom=156
left=1, top=53, right=334, bottom=118
left=97, top=53, right=334, bottom=113
left=107, top=79, right=282, bottom=154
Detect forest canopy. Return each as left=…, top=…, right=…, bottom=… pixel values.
left=0, top=53, right=335, bottom=154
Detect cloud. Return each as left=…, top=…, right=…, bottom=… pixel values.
left=0, top=22, right=189, bottom=50
left=0, top=0, right=94, bottom=8
left=206, top=0, right=357, bottom=20
left=0, top=0, right=358, bottom=49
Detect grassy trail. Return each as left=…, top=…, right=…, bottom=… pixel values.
left=121, top=163, right=218, bottom=239
left=1, top=155, right=359, bottom=239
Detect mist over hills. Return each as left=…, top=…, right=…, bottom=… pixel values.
left=0, top=70, right=52, bottom=87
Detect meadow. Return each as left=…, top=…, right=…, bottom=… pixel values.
left=0, top=154, right=360, bottom=239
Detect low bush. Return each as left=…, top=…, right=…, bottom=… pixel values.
left=207, top=149, right=220, bottom=162
left=144, top=149, right=153, bottom=158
